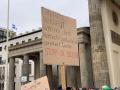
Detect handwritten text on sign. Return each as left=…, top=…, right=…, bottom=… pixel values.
left=42, top=7, right=79, bottom=66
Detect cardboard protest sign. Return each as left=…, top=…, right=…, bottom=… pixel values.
left=42, top=7, right=79, bottom=66
left=21, top=76, right=50, bottom=90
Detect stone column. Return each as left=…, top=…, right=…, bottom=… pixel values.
left=66, top=66, right=76, bottom=87
left=89, top=0, right=110, bottom=87
left=52, top=65, right=58, bottom=89
left=46, top=65, right=53, bottom=90
left=58, top=66, right=61, bottom=85
left=9, top=57, right=15, bottom=90
left=39, top=51, right=46, bottom=77
left=22, top=54, right=29, bottom=85
left=75, top=66, right=81, bottom=88
left=79, top=43, right=89, bottom=87
left=34, top=56, right=40, bottom=79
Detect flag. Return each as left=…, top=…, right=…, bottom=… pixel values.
left=12, top=24, right=17, bottom=30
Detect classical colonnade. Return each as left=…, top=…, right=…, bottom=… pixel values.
left=8, top=28, right=95, bottom=90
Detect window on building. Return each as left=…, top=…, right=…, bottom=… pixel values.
left=4, top=46, right=6, bottom=50
left=10, top=44, right=13, bottom=46
left=14, top=65, right=16, bottom=77
left=1, top=68, right=4, bottom=79
left=22, top=64, right=31, bottom=75
left=0, top=68, right=1, bottom=79
left=112, top=11, right=119, bottom=26
left=0, top=83, right=4, bottom=90
left=0, top=57, right=2, bottom=64
left=29, top=64, right=31, bottom=74
left=16, top=42, right=19, bottom=45
left=0, top=83, right=1, bottom=89
left=0, top=47, right=2, bottom=51
left=35, top=37, right=38, bottom=40
left=28, top=39, right=31, bottom=42
left=22, top=40, right=25, bottom=44
left=14, top=82, right=15, bottom=90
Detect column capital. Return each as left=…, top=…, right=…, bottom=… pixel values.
left=77, top=29, right=90, bottom=44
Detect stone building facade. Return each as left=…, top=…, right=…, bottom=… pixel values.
left=0, top=65, right=5, bottom=90
left=89, top=0, right=120, bottom=88
left=0, top=28, right=92, bottom=90
left=0, top=28, right=16, bottom=42
left=0, top=30, right=41, bottom=90
left=0, top=0, right=120, bottom=90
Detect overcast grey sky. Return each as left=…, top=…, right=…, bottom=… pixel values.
left=0, top=0, right=89, bottom=34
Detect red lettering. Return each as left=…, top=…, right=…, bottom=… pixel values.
left=59, top=50, right=65, bottom=56
left=66, top=51, right=78, bottom=58
left=45, top=48, right=58, bottom=55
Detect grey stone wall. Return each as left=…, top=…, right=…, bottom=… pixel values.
left=88, top=0, right=110, bottom=87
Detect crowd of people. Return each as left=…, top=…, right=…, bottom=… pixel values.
left=55, top=85, right=120, bottom=90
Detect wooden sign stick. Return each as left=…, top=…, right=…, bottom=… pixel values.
left=60, top=64, right=66, bottom=90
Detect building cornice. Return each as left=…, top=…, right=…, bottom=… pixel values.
left=0, top=29, right=42, bottom=43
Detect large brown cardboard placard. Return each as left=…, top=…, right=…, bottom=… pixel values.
left=21, top=76, right=50, bottom=90
left=42, top=7, right=79, bottom=66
